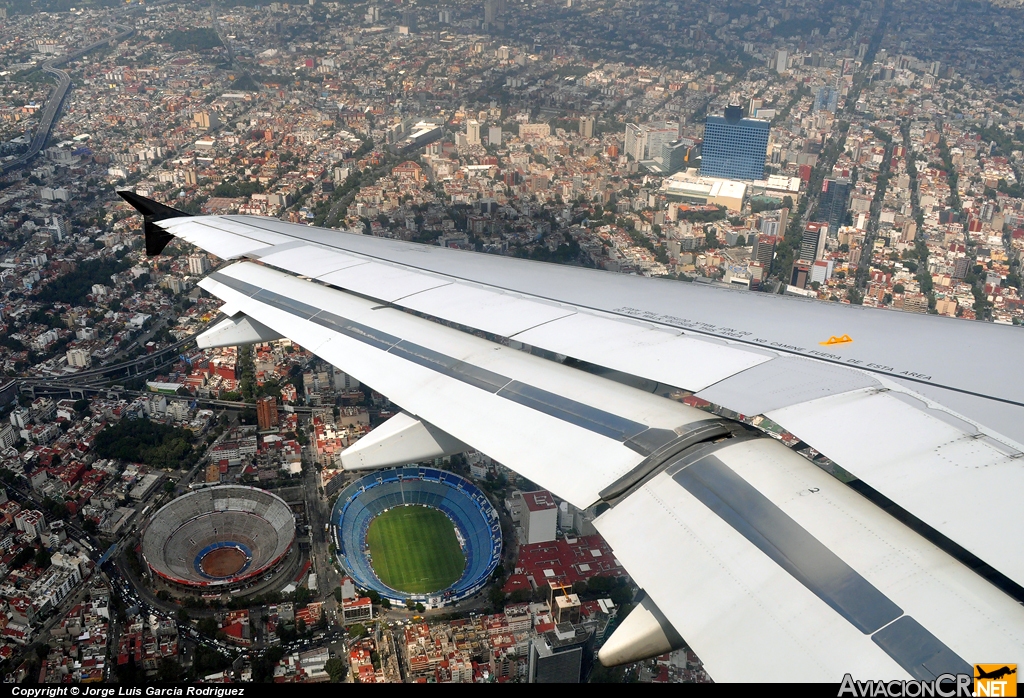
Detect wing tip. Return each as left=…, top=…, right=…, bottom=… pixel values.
left=116, top=189, right=189, bottom=256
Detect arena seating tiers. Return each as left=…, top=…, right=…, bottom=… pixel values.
left=332, top=468, right=502, bottom=603
left=141, top=486, right=295, bottom=587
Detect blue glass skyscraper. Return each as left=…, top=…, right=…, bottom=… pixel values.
left=700, top=106, right=770, bottom=181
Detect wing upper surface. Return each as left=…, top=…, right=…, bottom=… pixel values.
left=216, top=214, right=1024, bottom=418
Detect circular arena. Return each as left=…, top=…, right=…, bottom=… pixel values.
left=141, top=485, right=296, bottom=588
left=331, top=468, right=501, bottom=605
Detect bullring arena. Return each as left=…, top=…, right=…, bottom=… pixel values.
left=141, top=485, right=296, bottom=588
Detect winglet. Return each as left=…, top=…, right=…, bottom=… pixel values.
left=116, top=189, right=190, bottom=256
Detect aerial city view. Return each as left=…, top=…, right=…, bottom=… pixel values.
left=0, top=0, right=1022, bottom=685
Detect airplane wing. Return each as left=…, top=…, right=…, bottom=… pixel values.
left=119, top=192, right=1024, bottom=682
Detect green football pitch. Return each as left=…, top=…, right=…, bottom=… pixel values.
left=365, top=506, right=466, bottom=594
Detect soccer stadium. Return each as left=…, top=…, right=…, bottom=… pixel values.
left=141, top=485, right=296, bottom=588
left=332, top=468, right=501, bottom=606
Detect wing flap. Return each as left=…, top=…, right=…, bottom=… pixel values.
left=597, top=437, right=1024, bottom=682
left=396, top=282, right=578, bottom=338
left=765, top=388, right=1024, bottom=587
left=256, top=243, right=371, bottom=277
left=597, top=452, right=908, bottom=681
left=317, top=260, right=452, bottom=302
left=695, top=356, right=882, bottom=416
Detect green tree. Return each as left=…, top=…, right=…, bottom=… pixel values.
left=158, top=657, right=183, bottom=681
left=324, top=657, right=347, bottom=683
left=35, top=548, right=51, bottom=569
left=36, top=258, right=130, bottom=305
left=94, top=418, right=195, bottom=469
left=197, top=617, right=219, bottom=638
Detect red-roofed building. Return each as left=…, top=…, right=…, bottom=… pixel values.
left=514, top=534, right=627, bottom=590
left=222, top=620, right=251, bottom=646
left=501, top=573, right=531, bottom=595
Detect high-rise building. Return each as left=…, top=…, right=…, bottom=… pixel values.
left=488, top=126, right=502, bottom=146
left=814, top=86, right=839, bottom=113
left=799, top=222, right=828, bottom=263
left=256, top=396, right=279, bottom=431
left=753, top=234, right=777, bottom=272
left=810, top=259, right=835, bottom=285
left=401, top=8, right=416, bottom=30
left=188, top=254, right=211, bottom=276
left=700, top=106, right=770, bottom=181
left=47, top=215, right=69, bottom=241
left=528, top=624, right=595, bottom=683
left=553, top=593, right=582, bottom=624
left=817, top=178, right=851, bottom=234
left=775, top=48, right=789, bottom=74
left=579, top=115, right=594, bottom=138
left=484, top=0, right=499, bottom=23
left=66, top=347, right=92, bottom=369
left=193, top=112, right=219, bottom=130
left=661, top=138, right=697, bottom=174
left=517, top=490, right=557, bottom=544
left=15, top=509, right=46, bottom=541
left=790, top=259, right=812, bottom=289
left=623, top=121, right=679, bottom=162
left=645, top=122, right=679, bottom=162
left=466, top=119, right=481, bottom=146
left=624, top=123, right=644, bottom=161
